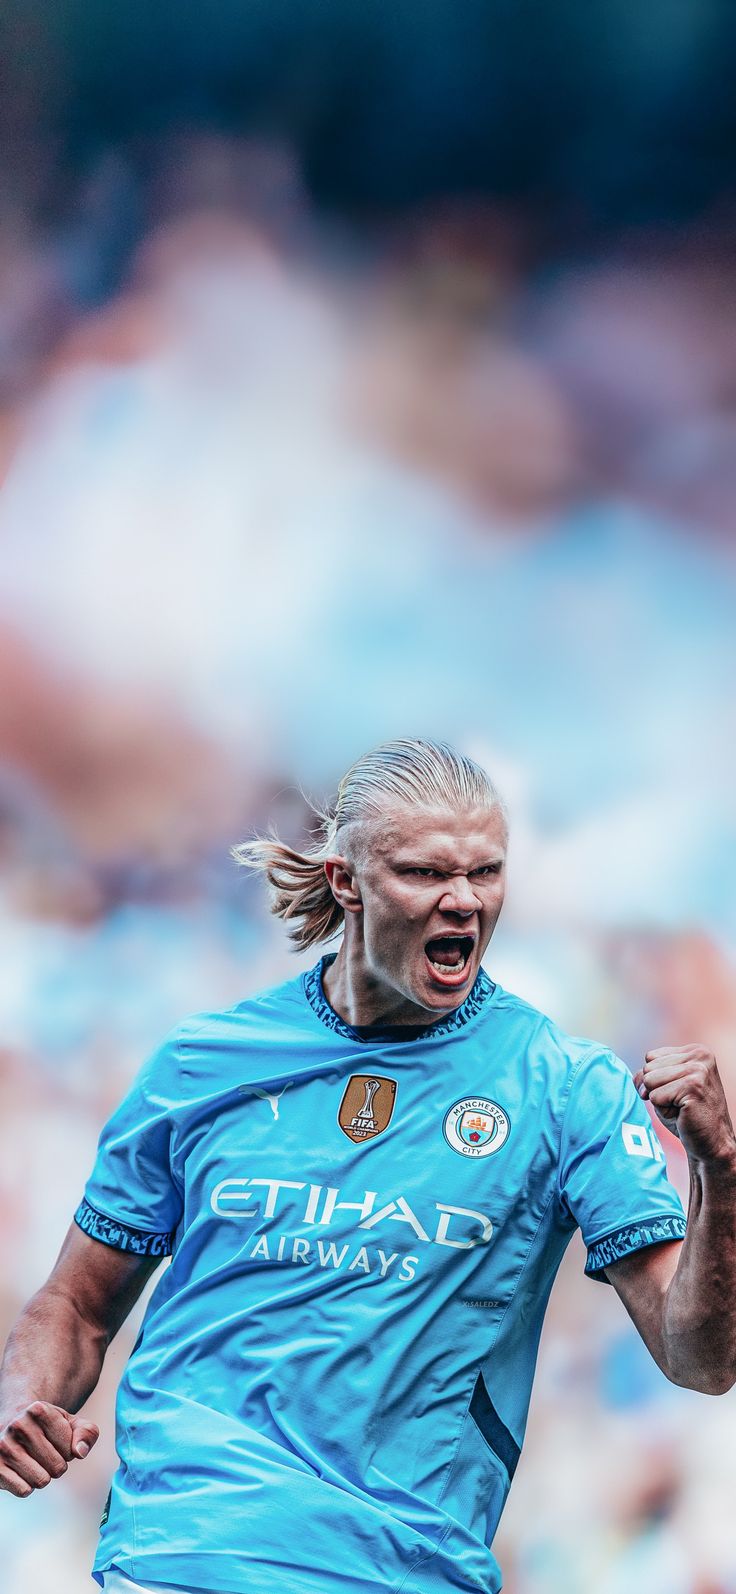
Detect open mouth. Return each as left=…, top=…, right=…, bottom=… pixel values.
left=424, top=934, right=476, bottom=984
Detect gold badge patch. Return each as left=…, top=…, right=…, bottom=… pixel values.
left=338, top=1074, right=397, bottom=1144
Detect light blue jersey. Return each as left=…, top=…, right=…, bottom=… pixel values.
left=76, top=957, right=686, bottom=1594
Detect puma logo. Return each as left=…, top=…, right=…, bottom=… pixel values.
left=240, top=1083, right=291, bottom=1121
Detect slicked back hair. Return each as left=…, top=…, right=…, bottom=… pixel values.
left=231, top=738, right=507, bottom=951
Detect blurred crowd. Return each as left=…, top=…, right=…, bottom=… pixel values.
left=0, top=134, right=735, bottom=1592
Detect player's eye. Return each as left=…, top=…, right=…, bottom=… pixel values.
left=408, top=867, right=441, bottom=878
left=471, top=864, right=502, bottom=877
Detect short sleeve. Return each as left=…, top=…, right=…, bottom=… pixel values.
left=74, top=1028, right=183, bottom=1257
left=558, top=1048, right=687, bottom=1282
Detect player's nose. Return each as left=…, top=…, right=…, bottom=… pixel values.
left=439, top=876, right=481, bottom=915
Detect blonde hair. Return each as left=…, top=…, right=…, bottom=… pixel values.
left=231, top=738, right=507, bottom=951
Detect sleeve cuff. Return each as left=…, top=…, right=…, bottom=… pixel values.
left=74, top=1198, right=174, bottom=1257
left=585, top=1212, right=687, bottom=1283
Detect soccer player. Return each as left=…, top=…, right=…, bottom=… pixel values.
left=1, top=739, right=735, bottom=1594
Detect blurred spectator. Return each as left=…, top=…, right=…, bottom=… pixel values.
left=0, top=623, right=250, bottom=867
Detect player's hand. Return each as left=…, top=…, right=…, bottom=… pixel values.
left=0, top=1401, right=99, bottom=1498
left=634, top=1045, right=736, bottom=1165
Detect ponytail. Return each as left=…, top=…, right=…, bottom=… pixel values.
left=231, top=812, right=343, bottom=951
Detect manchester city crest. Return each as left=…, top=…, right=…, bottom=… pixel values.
left=443, top=1096, right=510, bottom=1158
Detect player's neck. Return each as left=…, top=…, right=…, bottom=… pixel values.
left=322, top=945, right=456, bottom=1031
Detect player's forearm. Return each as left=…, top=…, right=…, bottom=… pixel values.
left=0, top=1283, right=108, bottom=1423
left=661, top=1148, right=736, bottom=1394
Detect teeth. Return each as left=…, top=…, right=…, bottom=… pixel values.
left=429, top=958, right=467, bottom=974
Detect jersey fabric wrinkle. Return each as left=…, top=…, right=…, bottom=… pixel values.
left=75, top=954, right=687, bottom=1594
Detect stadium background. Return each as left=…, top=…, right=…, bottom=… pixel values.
left=1, top=3, right=736, bottom=1589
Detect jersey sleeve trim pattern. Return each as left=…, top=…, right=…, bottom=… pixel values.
left=73, top=1198, right=175, bottom=1257
left=585, top=1212, right=687, bottom=1282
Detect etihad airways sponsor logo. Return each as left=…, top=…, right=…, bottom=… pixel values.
left=210, top=1174, right=493, bottom=1250
left=240, top=1232, right=420, bottom=1280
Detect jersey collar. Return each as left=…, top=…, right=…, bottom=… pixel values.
left=303, top=952, right=495, bottom=1044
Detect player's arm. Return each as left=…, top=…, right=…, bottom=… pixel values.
left=604, top=1044, right=736, bottom=1395
left=0, top=1222, right=161, bottom=1497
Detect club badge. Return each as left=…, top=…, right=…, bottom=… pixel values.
left=443, top=1096, right=510, bottom=1158
left=338, top=1074, right=397, bottom=1144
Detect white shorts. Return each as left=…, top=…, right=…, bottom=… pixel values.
left=101, top=1570, right=213, bottom=1594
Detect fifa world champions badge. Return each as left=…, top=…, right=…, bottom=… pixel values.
left=338, top=1074, right=397, bottom=1143
left=443, top=1097, right=510, bottom=1158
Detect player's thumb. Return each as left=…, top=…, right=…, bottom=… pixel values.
left=69, top=1416, right=100, bottom=1460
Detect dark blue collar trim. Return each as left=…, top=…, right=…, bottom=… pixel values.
left=303, top=953, right=494, bottom=1044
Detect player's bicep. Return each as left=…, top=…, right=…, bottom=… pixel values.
left=45, top=1223, right=162, bottom=1343
left=604, top=1238, right=684, bottom=1370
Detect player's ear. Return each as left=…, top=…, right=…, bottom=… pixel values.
left=325, top=856, right=363, bottom=914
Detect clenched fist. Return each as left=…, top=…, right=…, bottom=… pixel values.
left=634, top=1045, right=736, bottom=1165
left=0, top=1401, right=99, bottom=1498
